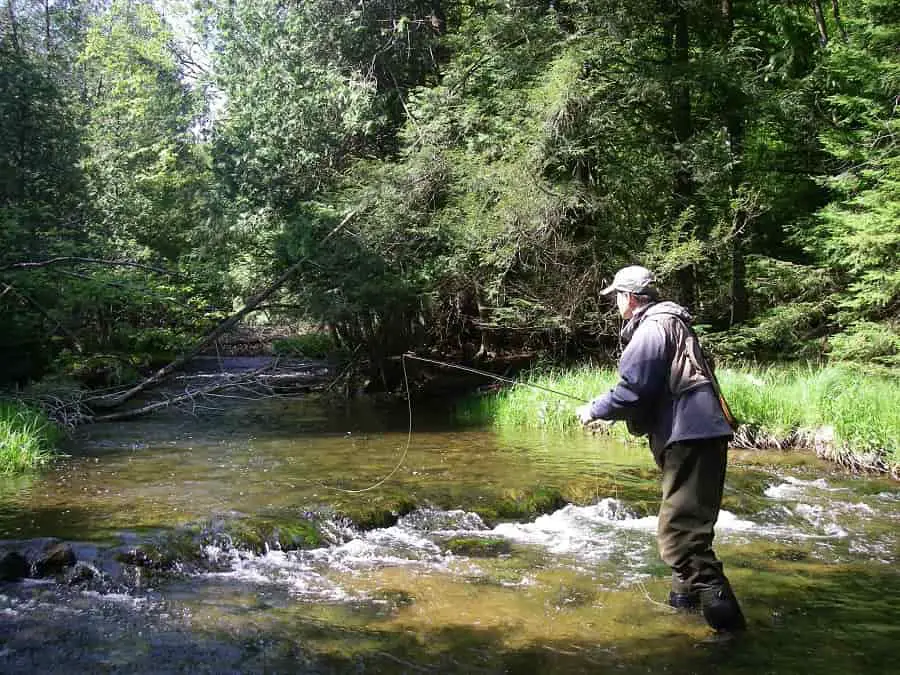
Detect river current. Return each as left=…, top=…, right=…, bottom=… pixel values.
left=1, top=396, right=898, bottom=673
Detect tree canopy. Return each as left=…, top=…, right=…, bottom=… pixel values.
left=1, top=0, right=897, bottom=387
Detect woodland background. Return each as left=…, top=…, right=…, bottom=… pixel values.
left=1, top=0, right=897, bottom=389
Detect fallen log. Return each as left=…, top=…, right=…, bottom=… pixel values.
left=82, top=213, right=354, bottom=410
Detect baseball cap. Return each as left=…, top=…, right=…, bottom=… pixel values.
left=599, top=265, right=658, bottom=297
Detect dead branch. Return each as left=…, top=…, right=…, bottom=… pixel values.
left=83, top=212, right=356, bottom=409
left=83, top=370, right=279, bottom=423
left=0, top=257, right=173, bottom=275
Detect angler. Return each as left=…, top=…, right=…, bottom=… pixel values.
left=576, top=265, right=746, bottom=638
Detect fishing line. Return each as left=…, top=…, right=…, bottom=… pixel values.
left=318, top=353, right=589, bottom=493
left=316, top=354, right=415, bottom=494
left=402, top=354, right=590, bottom=403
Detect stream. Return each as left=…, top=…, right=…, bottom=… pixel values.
left=1, top=395, right=898, bottom=674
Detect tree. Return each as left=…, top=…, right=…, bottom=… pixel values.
left=79, top=0, right=208, bottom=261
left=813, top=0, right=900, bottom=358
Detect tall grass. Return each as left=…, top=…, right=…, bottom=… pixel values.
left=457, top=364, right=900, bottom=470
left=0, top=401, right=59, bottom=473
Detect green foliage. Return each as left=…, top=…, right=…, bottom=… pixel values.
left=704, top=302, right=831, bottom=362
left=2, top=0, right=899, bottom=394
left=79, top=0, right=211, bottom=260
left=828, top=321, right=900, bottom=367
left=468, top=364, right=900, bottom=468
left=809, top=0, right=900, bottom=324
left=0, top=402, right=59, bottom=474
left=272, top=333, right=337, bottom=360
left=1, top=2, right=230, bottom=385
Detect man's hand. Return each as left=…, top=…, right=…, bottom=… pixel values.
left=575, top=404, right=594, bottom=426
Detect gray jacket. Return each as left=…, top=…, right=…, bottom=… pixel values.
left=588, top=301, right=733, bottom=464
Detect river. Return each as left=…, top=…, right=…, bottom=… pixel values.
left=1, top=395, right=898, bottom=673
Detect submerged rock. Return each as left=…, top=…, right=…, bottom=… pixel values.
left=443, top=537, right=512, bottom=557
left=33, top=544, right=76, bottom=577
left=65, top=561, right=99, bottom=585
left=474, top=486, right=568, bottom=526
left=115, top=546, right=177, bottom=571
left=0, top=551, right=29, bottom=581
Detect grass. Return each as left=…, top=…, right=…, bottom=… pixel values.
left=456, top=363, right=900, bottom=473
left=0, top=401, right=59, bottom=473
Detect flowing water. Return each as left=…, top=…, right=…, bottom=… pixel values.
left=1, top=396, right=898, bottom=674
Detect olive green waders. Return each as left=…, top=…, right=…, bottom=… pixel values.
left=657, top=437, right=746, bottom=632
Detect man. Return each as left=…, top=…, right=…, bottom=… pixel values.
left=576, top=265, right=746, bottom=636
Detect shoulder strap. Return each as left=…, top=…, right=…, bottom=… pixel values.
left=650, top=312, right=739, bottom=430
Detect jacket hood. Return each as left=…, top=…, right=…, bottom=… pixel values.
left=621, top=301, right=692, bottom=342
left=644, top=301, right=692, bottom=323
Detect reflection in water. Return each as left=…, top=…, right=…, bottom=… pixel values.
left=0, top=396, right=898, bottom=673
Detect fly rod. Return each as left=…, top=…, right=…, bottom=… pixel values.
left=402, top=353, right=589, bottom=403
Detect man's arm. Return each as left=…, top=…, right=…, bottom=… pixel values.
left=584, top=321, right=669, bottom=423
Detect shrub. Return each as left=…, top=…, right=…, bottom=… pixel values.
left=272, top=333, right=336, bottom=359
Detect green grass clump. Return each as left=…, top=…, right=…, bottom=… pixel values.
left=0, top=401, right=59, bottom=473
left=458, top=363, right=900, bottom=470
left=493, top=365, right=619, bottom=433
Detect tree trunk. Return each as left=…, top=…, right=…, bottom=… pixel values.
left=811, top=0, right=829, bottom=46
left=43, top=0, right=50, bottom=52
left=722, top=0, right=749, bottom=325
left=668, top=3, right=696, bottom=308
left=5, top=0, right=18, bottom=50
left=831, top=0, right=848, bottom=42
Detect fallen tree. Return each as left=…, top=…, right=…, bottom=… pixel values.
left=81, top=214, right=353, bottom=411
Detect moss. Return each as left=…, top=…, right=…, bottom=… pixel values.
left=337, top=498, right=417, bottom=531
left=197, top=513, right=329, bottom=555
left=474, top=486, right=567, bottom=525
left=443, top=537, right=512, bottom=557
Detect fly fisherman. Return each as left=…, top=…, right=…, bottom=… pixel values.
left=575, top=265, right=746, bottom=637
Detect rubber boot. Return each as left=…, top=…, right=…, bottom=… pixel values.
left=699, top=582, right=746, bottom=634
left=668, top=590, right=700, bottom=611
left=668, top=570, right=699, bottom=612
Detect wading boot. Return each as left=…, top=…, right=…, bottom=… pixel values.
left=668, top=571, right=699, bottom=612
left=699, top=582, right=746, bottom=634
left=668, top=590, right=700, bottom=611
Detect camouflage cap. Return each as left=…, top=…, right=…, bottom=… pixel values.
left=599, top=265, right=658, bottom=297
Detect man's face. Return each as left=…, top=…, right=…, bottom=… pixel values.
left=616, top=291, right=633, bottom=319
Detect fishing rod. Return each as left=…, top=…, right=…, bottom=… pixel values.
left=402, top=353, right=590, bottom=403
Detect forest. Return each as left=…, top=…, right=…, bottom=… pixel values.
left=1, top=1, right=897, bottom=446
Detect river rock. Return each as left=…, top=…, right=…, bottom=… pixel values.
left=34, top=543, right=77, bottom=577
left=115, top=545, right=176, bottom=571
left=66, top=561, right=98, bottom=585
left=0, top=551, right=29, bottom=581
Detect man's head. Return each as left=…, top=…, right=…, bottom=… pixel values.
left=600, top=265, right=658, bottom=319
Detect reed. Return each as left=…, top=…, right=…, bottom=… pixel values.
left=0, top=401, right=59, bottom=473
left=457, top=364, right=900, bottom=471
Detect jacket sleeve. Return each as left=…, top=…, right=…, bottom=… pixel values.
left=588, top=321, right=670, bottom=422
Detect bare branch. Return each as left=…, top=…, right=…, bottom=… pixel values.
left=0, top=257, right=174, bottom=275
left=84, top=368, right=276, bottom=423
